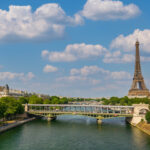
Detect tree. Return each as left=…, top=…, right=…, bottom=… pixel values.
left=19, top=97, right=29, bottom=104
left=0, top=102, right=7, bottom=119
left=51, top=97, right=60, bottom=104
left=0, top=97, right=24, bottom=119
left=29, top=95, right=43, bottom=104
left=43, top=99, right=51, bottom=104
left=60, top=97, right=68, bottom=104
left=145, top=111, right=150, bottom=123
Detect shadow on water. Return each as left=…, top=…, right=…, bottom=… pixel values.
left=52, top=115, right=130, bottom=129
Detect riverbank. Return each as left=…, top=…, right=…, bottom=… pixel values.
left=136, top=121, right=150, bottom=136
left=0, top=117, right=36, bottom=133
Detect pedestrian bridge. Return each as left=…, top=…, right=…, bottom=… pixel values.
left=24, top=104, right=135, bottom=123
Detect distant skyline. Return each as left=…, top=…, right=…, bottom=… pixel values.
left=0, top=0, right=150, bottom=97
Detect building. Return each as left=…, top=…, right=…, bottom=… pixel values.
left=0, top=84, right=9, bottom=97
left=0, top=84, right=51, bottom=98
left=0, top=84, right=27, bottom=98
left=128, top=41, right=150, bottom=98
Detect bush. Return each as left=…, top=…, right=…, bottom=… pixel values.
left=145, top=111, right=150, bottom=123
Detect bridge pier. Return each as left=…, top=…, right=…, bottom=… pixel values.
left=97, top=119, right=102, bottom=125
left=125, top=117, right=132, bottom=124
left=47, top=116, right=57, bottom=122
left=24, top=104, right=28, bottom=112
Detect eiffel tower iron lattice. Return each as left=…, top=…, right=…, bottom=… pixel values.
left=128, top=41, right=149, bottom=98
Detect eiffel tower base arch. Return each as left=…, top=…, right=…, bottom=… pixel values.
left=128, top=89, right=149, bottom=98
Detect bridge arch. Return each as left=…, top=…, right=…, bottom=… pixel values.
left=128, top=104, right=150, bottom=126
left=133, top=104, right=149, bottom=116
left=139, top=108, right=149, bottom=115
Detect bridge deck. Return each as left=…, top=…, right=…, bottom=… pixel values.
left=29, top=111, right=133, bottom=116
left=24, top=104, right=134, bottom=119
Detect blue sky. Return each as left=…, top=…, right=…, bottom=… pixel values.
left=0, top=0, right=150, bottom=98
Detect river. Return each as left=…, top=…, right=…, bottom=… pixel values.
left=0, top=115, right=150, bottom=150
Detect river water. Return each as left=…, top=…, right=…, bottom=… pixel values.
left=0, top=115, right=150, bottom=150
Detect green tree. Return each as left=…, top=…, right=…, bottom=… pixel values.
left=0, top=97, right=24, bottom=119
left=0, top=102, right=7, bottom=119
left=43, top=99, right=51, bottom=104
left=145, top=111, right=150, bottom=123
left=51, top=97, right=60, bottom=104
left=19, top=97, right=29, bottom=104
left=29, top=95, right=43, bottom=104
left=60, top=97, right=68, bottom=104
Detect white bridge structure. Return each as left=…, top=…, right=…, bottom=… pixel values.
left=24, top=104, right=149, bottom=125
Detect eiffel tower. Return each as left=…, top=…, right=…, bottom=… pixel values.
left=128, top=41, right=149, bottom=98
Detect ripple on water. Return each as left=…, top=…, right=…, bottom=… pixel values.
left=0, top=116, right=150, bottom=150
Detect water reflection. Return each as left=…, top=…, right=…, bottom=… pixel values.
left=131, top=126, right=150, bottom=150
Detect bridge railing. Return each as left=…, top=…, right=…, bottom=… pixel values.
left=24, top=104, right=134, bottom=115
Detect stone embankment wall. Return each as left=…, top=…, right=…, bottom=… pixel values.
left=125, top=104, right=150, bottom=136
left=0, top=118, right=35, bottom=133
left=136, top=122, right=150, bottom=136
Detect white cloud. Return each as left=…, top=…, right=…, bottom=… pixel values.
left=103, top=53, right=134, bottom=63
left=0, top=72, right=35, bottom=81
left=110, top=71, right=131, bottom=80
left=57, top=75, right=101, bottom=86
left=91, top=79, right=101, bottom=85
left=111, top=29, right=150, bottom=52
left=103, top=51, right=150, bottom=64
left=70, top=65, right=109, bottom=76
left=81, top=0, right=140, bottom=21
left=41, top=50, right=49, bottom=57
left=48, top=52, right=76, bottom=62
left=42, top=43, right=107, bottom=62
left=0, top=1, right=141, bottom=43
left=70, top=68, right=80, bottom=76
left=42, top=29, right=150, bottom=64
left=57, top=76, right=88, bottom=82
left=102, top=29, right=150, bottom=63
left=43, top=65, right=58, bottom=73
left=141, top=56, right=150, bottom=62
left=0, top=4, right=83, bottom=42
left=55, top=66, right=131, bottom=95
left=70, top=65, right=131, bottom=80
left=26, top=72, right=35, bottom=80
